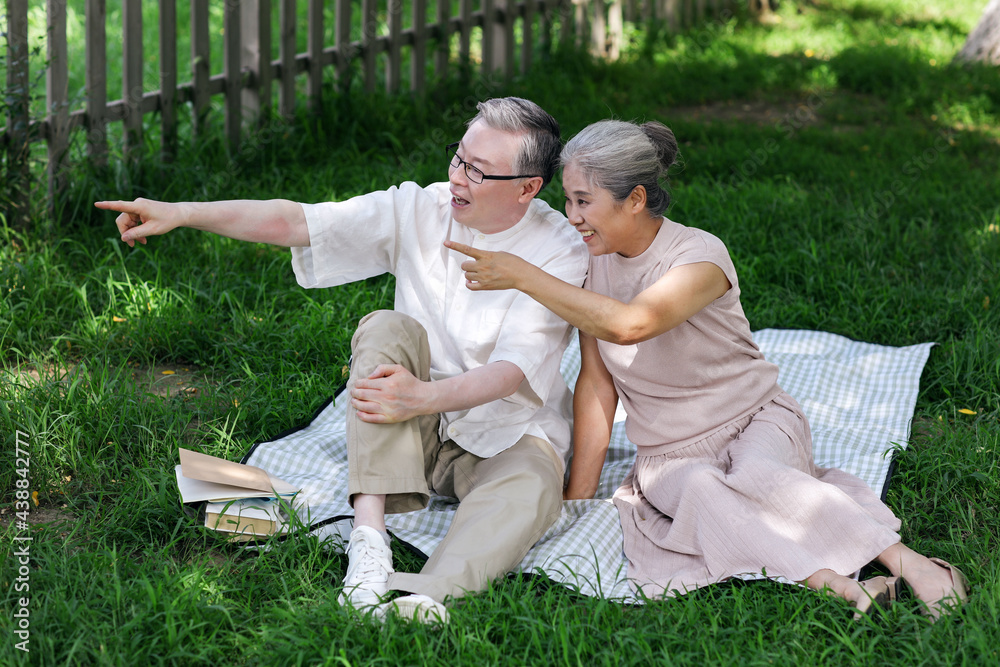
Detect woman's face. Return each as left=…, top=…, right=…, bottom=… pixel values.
left=562, top=162, right=648, bottom=258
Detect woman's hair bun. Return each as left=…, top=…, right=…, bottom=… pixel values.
left=641, top=121, right=678, bottom=172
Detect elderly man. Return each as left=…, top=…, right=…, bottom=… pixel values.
left=97, top=97, right=588, bottom=623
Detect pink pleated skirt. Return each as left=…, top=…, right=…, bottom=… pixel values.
left=612, top=392, right=903, bottom=597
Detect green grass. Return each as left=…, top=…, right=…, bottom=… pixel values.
left=3, top=0, right=1000, bottom=664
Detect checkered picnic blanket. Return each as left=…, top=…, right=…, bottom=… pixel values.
left=243, top=329, right=934, bottom=601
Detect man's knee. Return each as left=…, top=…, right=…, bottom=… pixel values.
left=353, top=310, right=425, bottom=347
left=350, top=310, right=430, bottom=374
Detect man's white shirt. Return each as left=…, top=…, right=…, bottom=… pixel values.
left=291, top=181, right=589, bottom=463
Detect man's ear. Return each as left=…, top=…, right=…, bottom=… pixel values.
left=518, top=177, right=545, bottom=203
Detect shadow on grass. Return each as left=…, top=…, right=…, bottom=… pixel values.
left=806, top=0, right=971, bottom=37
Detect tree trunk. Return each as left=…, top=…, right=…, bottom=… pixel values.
left=955, top=0, right=1000, bottom=65
left=747, top=0, right=780, bottom=25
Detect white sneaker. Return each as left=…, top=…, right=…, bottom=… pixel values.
left=378, top=594, right=450, bottom=624
left=337, top=526, right=394, bottom=608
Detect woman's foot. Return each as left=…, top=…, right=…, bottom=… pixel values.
left=907, top=557, right=969, bottom=621
left=879, top=544, right=969, bottom=621
left=803, top=570, right=894, bottom=620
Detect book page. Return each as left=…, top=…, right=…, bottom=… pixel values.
left=179, top=448, right=275, bottom=492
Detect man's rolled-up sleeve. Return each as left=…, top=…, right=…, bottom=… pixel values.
left=291, top=184, right=418, bottom=288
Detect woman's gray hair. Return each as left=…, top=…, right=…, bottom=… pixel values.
left=469, top=97, right=562, bottom=187
left=561, top=120, right=679, bottom=217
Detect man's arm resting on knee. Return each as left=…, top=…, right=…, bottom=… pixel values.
left=96, top=198, right=309, bottom=248
left=351, top=361, right=524, bottom=424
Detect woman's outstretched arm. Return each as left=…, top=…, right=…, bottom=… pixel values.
left=445, top=241, right=730, bottom=345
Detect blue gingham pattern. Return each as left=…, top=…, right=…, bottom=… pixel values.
left=245, top=329, right=934, bottom=601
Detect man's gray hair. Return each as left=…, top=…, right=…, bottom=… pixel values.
left=561, top=119, right=679, bottom=217
left=469, top=97, right=561, bottom=187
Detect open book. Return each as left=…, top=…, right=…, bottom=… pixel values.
left=204, top=497, right=289, bottom=542
left=175, top=448, right=299, bottom=541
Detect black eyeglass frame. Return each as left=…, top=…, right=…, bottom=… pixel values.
left=445, top=142, right=541, bottom=184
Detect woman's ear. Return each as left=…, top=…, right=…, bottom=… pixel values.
left=630, top=185, right=648, bottom=214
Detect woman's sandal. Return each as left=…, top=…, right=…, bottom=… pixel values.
left=884, top=575, right=903, bottom=602
left=922, top=557, right=969, bottom=621
left=851, top=575, right=896, bottom=621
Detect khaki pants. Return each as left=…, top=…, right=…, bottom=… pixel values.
left=346, top=310, right=564, bottom=602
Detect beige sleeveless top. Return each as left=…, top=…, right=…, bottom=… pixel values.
left=586, top=218, right=782, bottom=454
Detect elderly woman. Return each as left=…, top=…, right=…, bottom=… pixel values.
left=446, top=119, right=968, bottom=620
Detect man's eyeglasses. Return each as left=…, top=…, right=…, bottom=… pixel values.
left=446, top=143, right=540, bottom=184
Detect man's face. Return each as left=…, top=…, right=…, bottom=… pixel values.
left=447, top=121, right=531, bottom=234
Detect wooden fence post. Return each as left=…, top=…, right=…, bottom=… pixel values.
left=5, top=0, right=30, bottom=228
left=85, top=0, right=107, bottom=168
left=560, top=0, right=574, bottom=46
left=459, top=0, right=473, bottom=65
left=336, top=0, right=353, bottom=88
left=362, top=0, right=377, bottom=93
left=494, top=0, right=515, bottom=78
left=539, top=0, right=553, bottom=54
left=482, top=0, right=495, bottom=73
left=521, top=0, right=535, bottom=75
left=46, top=0, right=69, bottom=215
left=242, top=0, right=272, bottom=126
left=411, top=0, right=427, bottom=91
left=574, top=0, right=587, bottom=50
left=608, top=0, right=623, bottom=60
left=122, top=0, right=143, bottom=163
left=161, top=0, right=178, bottom=161
left=388, top=0, right=403, bottom=92
left=664, top=0, right=679, bottom=31
left=591, top=0, right=605, bottom=56
left=224, top=0, right=241, bottom=153
left=191, top=0, right=210, bottom=134
left=435, top=0, right=450, bottom=79
left=280, top=0, right=296, bottom=117
left=308, top=0, right=324, bottom=111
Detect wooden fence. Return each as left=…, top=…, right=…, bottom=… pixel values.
left=2, top=0, right=731, bottom=227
